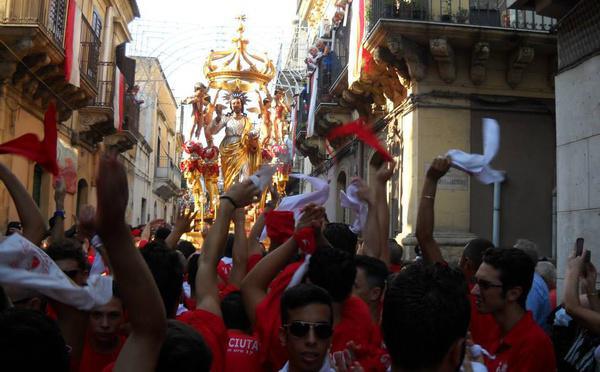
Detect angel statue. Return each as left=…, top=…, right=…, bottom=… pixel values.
left=209, top=90, right=261, bottom=190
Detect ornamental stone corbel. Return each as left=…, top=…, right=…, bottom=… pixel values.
left=507, top=46, right=534, bottom=88
left=470, top=42, right=490, bottom=86
left=385, top=35, right=426, bottom=82
left=429, top=38, right=456, bottom=83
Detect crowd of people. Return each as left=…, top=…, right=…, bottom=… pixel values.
left=0, top=151, right=596, bottom=372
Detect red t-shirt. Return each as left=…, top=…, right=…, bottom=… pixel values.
left=482, top=311, right=556, bottom=372
left=78, top=333, right=125, bottom=372
left=468, top=283, right=499, bottom=346
left=177, top=309, right=228, bottom=372
left=224, top=329, right=261, bottom=372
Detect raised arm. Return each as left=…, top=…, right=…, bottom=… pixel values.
left=49, top=177, right=66, bottom=243
left=241, top=204, right=323, bottom=325
left=165, top=208, right=196, bottom=249
left=96, top=151, right=166, bottom=372
left=0, top=162, right=46, bottom=245
left=195, top=180, right=260, bottom=316
left=228, top=208, right=249, bottom=288
left=247, top=185, right=279, bottom=255
left=564, top=247, right=600, bottom=334
left=357, top=178, right=380, bottom=258
left=375, top=161, right=395, bottom=265
left=415, top=157, right=450, bottom=264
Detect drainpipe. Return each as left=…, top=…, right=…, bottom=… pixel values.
left=492, top=181, right=502, bottom=247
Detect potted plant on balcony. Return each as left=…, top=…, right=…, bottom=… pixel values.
left=455, top=8, right=469, bottom=24
left=441, top=0, right=452, bottom=22
left=409, top=0, right=428, bottom=21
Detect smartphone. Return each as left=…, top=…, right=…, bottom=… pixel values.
left=584, top=250, right=592, bottom=264
left=576, top=238, right=584, bottom=256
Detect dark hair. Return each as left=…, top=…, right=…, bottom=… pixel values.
left=0, top=308, right=69, bottom=371
left=155, top=227, right=172, bottom=241
left=177, top=240, right=197, bottom=260
left=323, top=223, right=357, bottom=256
left=46, top=239, right=88, bottom=271
left=354, top=255, right=389, bottom=290
left=482, top=248, right=535, bottom=309
left=141, top=241, right=184, bottom=318
left=224, top=234, right=234, bottom=258
left=281, top=283, right=333, bottom=325
left=187, top=253, right=200, bottom=295
left=221, top=291, right=251, bottom=332
left=5, top=221, right=22, bottom=236
left=463, top=238, right=494, bottom=269
left=156, top=320, right=212, bottom=372
left=388, top=240, right=403, bottom=265
left=382, top=263, right=470, bottom=370
left=307, top=247, right=356, bottom=302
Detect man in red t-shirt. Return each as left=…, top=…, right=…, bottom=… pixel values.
left=178, top=179, right=261, bottom=372
left=416, top=157, right=499, bottom=346
left=79, top=296, right=126, bottom=372
left=242, top=204, right=387, bottom=371
left=472, top=248, right=556, bottom=371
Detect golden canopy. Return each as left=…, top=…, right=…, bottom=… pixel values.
left=204, top=15, right=276, bottom=92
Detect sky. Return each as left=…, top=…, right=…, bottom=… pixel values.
left=128, top=0, right=297, bottom=142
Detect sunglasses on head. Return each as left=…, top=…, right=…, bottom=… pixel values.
left=284, top=321, right=333, bottom=339
left=471, top=276, right=503, bottom=290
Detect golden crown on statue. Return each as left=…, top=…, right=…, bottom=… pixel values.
left=204, top=15, right=276, bottom=92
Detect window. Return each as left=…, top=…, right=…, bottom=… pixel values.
left=76, top=179, right=89, bottom=216
left=92, top=9, right=102, bottom=38
left=141, top=198, right=147, bottom=224
left=32, top=164, right=43, bottom=207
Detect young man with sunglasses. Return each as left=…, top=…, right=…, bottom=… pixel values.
left=279, top=283, right=334, bottom=372
left=472, top=248, right=555, bottom=371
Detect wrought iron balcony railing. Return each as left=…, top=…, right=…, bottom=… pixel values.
left=80, top=15, right=100, bottom=87
left=368, top=0, right=556, bottom=31
left=1, top=0, right=68, bottom=47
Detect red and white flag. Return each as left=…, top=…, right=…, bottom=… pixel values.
left=64, top=0, right=82, bottom=87
left=348, top=0, right=366, bottom=86
left=113, top=67, right=125, bottom=130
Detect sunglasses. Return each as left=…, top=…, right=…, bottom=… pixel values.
left=284, top=321, right=333, bottom=339
left=471, top=276, right=503, bottom=290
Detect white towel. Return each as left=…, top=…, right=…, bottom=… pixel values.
left=0, top=234, right=112, bottom=310
left=340, top=179, right=368, bottom=234
left=447, top=118, right=505, bottom=184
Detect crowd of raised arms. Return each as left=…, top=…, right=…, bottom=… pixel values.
left=0, top=151, right=596, bottom=372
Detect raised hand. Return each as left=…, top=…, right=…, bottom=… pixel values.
left=53, top=176, right=66, bottom=210
left=223, top=179, right=261, bottom=208
left=375, top=160, right=396, bottom=184
left=174, top=208, right=197, bottom=234
left=96, top=150, right=128, bottom=229
left=426, top=156, right=451, bottom=182
left=296, top=203, right=325, bottom=231
left=77, top=205, right=96, bottom=240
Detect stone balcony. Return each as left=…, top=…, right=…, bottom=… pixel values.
left=0, top=0, right=100, bottom=120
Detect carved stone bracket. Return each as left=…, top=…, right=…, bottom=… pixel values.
left=430, top=38, right=456, bottom=83
left=470, top=42, right=490, bottom=86
left=507, top=46, right=535, bottom=88
left=384, top=35, right=427, bottom=82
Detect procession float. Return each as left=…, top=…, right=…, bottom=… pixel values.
left=180, top=16, right=293, bottom=244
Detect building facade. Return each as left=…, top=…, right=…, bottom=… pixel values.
left=0, top=0, right=141, bottom=229
left=130, top=56, right=182, bottom=227
left=284, top=0, right=557, bottom=262
left=509, top=0, right=600, bottom=295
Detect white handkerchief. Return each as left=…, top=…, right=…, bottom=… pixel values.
left=249, top=165, right=277, bottom=192
left=0, top=234, right=112, bottom=310
left=260, top=174, right=330, bottom=241
left=340, top=179, right=368, bottom=234
left=447, top=118, right=505, bottom=184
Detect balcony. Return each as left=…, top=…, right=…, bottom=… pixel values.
left=368, top=0, right=556, bottom=31
left=153, top=156, right=182, bottom=200
left=78, top=62, right=117, bottom=146
left=0, top=0, right=100, bottom=118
